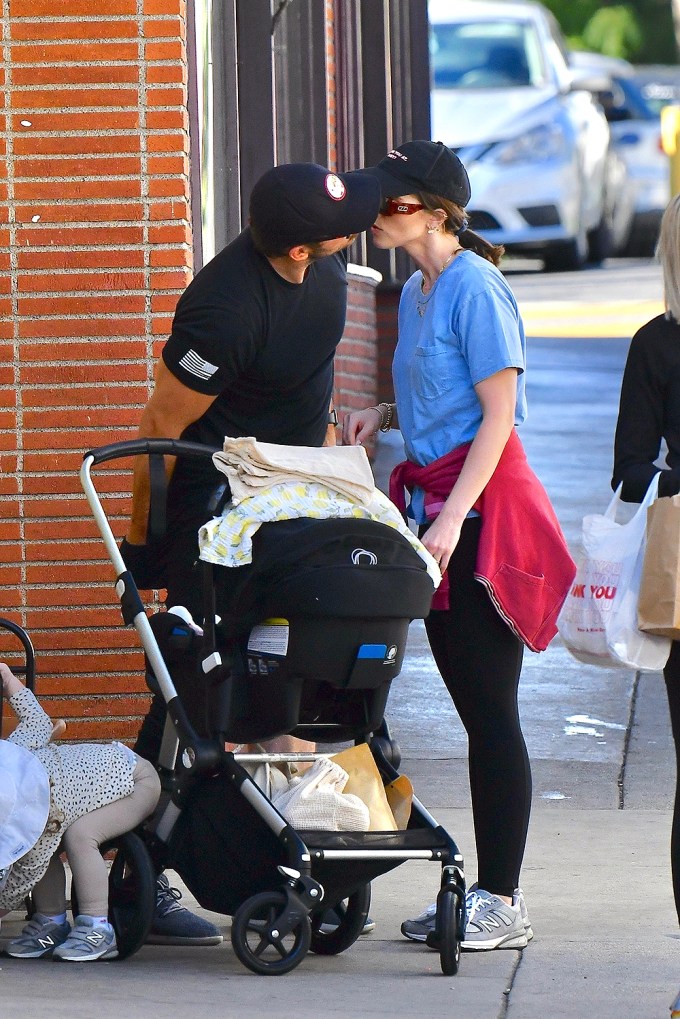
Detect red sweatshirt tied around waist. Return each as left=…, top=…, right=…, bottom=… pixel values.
left=389, top=430, right=576, bottom=653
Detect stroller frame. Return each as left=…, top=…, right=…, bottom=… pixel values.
left=80, top=438, right=466, bottom=975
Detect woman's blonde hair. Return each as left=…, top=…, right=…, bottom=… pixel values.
left=656, top=193, right=680, bottom=323
left=416, top=192, right=505, bottom=267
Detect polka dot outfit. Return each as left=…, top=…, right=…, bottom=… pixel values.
left=0, top=686, right=136, bottom=911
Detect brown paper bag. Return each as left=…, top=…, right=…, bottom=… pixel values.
left=384, top=774, right=413, bottom=829
left=331, top=743, right=398, bottom=831
left=638, top=494, right=680, bottom=638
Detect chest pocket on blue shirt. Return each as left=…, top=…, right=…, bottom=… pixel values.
left=413, top=347, right=457, bottom=400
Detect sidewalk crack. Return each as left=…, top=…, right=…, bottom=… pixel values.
left=497, top=950, right=524, bottom=1018
left=617, top=669, right=641, bottom=809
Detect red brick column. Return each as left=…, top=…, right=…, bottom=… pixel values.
left=335, top=265, right=382, bottom=441
left=0, top=1, right=191, bottom=740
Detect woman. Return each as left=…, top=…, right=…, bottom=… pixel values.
left=343, top=141, right=575, bottom=951
left=612, top=194, right=680, bottom=1013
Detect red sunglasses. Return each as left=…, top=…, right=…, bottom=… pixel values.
left=379, top=198, right=425, bottom=216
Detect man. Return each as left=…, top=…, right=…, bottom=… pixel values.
left=121, top=162, right=381, bottom=945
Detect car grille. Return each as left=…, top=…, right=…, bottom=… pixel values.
left=517, top=204, right=561, bottom=226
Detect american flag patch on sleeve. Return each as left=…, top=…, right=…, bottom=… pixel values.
left=178, top=349, right=219, bottom=381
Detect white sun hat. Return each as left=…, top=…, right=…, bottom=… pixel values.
left=0, top=741, right=50, bottom=869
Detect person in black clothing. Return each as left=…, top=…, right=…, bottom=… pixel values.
left=120, top=162, right=381, bottom=945
left=612, top=194, right=680, bottom=1012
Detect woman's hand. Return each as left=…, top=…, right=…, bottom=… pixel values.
left=420, top=513, right=463, bottom=574
left=341, top=407, right=382, bottom=446
left=0, top=662, right=23, bottom=698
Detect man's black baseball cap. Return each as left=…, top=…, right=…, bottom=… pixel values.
left=249, top=163, right=381, bottom=249
left=359, top=140, right=471, bottom=207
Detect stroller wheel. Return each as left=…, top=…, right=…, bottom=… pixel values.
left=436, top=887, right=462, bottom=976
left=309, top=883, right=371, bottom=955
left=231, top=891, right=311, bottom=975
left=71, top=831, right=156, bottom=960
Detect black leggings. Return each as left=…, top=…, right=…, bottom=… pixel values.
left=423, top=517, right=531, bottom=898
left=664, top=641, right=680, bottom=924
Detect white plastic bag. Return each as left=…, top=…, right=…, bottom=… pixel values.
left=271, top=757, right=370, bottom=831
left=557, top=473, right=671, bottom=671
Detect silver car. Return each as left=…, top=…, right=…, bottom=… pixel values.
left=570, top=51, right=670, bottom=256
left=429, top=0, right=619, bottom=270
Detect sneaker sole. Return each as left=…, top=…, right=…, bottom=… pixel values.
left=145, top=933, right=223, bottom=946
left=400, top=927, right=430, bottom=943
left=5, top=946, right=59, bottom=959
left=54, top=947, right=118, bottom=962
left=462, top=931, right=528, bottom=951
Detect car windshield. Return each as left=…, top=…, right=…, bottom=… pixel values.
left=430, top=19, right=546, bottom=89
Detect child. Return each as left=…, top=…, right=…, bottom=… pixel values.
left=0, top=662, right=160, bottom=961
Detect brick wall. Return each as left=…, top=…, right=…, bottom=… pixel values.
left=0, top=0, right=192, bottom=740
left=335, top=267, right=382, bottom=421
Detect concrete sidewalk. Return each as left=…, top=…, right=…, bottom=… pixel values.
left=0, top=668, right=676, bottom=1019
left=1, top=334, right=678, bottom=1017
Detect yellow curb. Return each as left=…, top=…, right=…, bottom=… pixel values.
left=519, top=300, right=664, bottom=338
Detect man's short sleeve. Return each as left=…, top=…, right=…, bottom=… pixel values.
left=162, top=298, right=258, bottom=396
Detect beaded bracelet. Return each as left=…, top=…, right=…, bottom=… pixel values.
left=372, top=402, right=394, bottom=432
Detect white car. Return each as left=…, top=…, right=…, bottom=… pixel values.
left=570, top=51, right=669, bottom=256
left=429, top=0, right=619, bottom=270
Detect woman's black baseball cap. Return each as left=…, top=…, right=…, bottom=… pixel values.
left=249, top=163, right=381, bottom=248
left=359, top=140, right=471, bottom=207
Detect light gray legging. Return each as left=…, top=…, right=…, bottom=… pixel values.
left=33, top=756, right=160, bottom=919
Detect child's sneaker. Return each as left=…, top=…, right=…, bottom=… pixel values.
left=5, top=914, right=71, bottom=958
left=461, top=888, right=528, bottom=951
left=52, top=916, right=118, bottom=961
left=513, top=887, right=533, bottom=941
left=400, top=901, right=437, bottom=942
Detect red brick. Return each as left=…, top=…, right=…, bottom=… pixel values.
left=12, top=111, right=139, bottom=133
left=15, top=203, right=144, bottom=225
left=11, top=42, right=138, bottom=63
left=14, top=135, right=141, bottom=157
left=19, top=318, right=146, bottom=339
left=18, top=295, right=146, bottom=316
left=12, top=89, right=139, bottom=110
left=11, top=20, right=138, bottom=41
left=13, top=65, right=140, bottom=86
left=16, top=156, right=142, bottom=179
left=18, top=248, right=145, bottom=271
left=17, top=224, right=144, bottom=247
left=15, top=180, right=142, bottom=202
left=144, top=40, right=184, bottom=61
left=147, top=64, right=188, bottom=85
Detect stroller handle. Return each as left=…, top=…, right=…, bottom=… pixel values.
left=79, top=437, right=219, bottom=723
left=83, top=437, right=218, bottom=466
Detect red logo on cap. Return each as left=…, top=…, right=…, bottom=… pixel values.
left=325, top=173, right=346, bottom=201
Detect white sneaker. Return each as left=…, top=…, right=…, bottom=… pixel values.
left=461, top=888, right=527, bottom=951
left=513, top=887, right=533, bottom=941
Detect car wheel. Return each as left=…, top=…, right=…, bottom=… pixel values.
left=543, top=235, right=587, bottom=271
left=587, top=214, right=613, bottom=264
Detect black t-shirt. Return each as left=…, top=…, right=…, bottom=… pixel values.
left=162, top=229, right=348, bottom=530
left=613, top=313, right=680, bottom=501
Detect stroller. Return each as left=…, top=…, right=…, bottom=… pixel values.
left=79, top=438, right=467, bottom=976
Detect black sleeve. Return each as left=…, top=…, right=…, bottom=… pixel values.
left=162, top=291, right=260, bottom=396
left=612, top=328, right=680, bottom=501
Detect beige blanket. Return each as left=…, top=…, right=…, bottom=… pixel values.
left=212, top=436, right=376, bottom=506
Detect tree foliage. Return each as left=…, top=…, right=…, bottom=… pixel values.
left=541, top=0, right=678, bottom=63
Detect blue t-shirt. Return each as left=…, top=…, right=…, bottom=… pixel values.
left=393, top=249, right=527, bottom=521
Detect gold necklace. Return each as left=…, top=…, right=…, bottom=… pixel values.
left=418, top=246, right=462, bottom=315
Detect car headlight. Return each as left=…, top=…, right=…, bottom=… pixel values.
left=488, top=121, right=569, bottom=165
